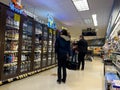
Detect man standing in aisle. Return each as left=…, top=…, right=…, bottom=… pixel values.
left=77, top=35, right=88, bottom=70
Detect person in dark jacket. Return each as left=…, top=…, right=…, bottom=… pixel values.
left=77, top=35, right=88, bottom=70
left=55, top=29, right=71, bottom=84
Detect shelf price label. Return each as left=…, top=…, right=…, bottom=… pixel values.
left=53, top=31, right=56, bottom=35
left=49, top=29, right=52, bottom=34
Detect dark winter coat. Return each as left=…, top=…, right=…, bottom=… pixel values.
left=55, top=35, right=71, bottom=57
left=77, top=39, right=88, bottom=54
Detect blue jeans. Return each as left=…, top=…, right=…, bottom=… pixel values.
left=72, top=51, right=77, bottom=62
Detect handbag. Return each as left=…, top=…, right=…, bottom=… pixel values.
left=66, top=57, right=79, bottom=70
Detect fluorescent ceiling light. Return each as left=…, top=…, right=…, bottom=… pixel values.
left=92, top=14, right=98, bottom=26
left=115, top=13, right=120, bottom=24
left=110, top=19, right=120, bottom=37
left=96, top=29, right=98, bottom=31
left=72, top=0, right=89, bottom=11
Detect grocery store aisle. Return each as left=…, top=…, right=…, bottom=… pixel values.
left=0, top=57, right=104, bottom=90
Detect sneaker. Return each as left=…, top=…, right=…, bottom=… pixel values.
left=61, top=79, right=66, bottom=83
left=57, top=80, right=61, bottom=84
left=81, top=68, right=84, bottom=70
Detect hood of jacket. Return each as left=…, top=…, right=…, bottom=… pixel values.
left=60, top=35, right=70, bottom=41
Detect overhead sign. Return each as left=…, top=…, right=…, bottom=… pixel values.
left=9, top=0, right=25, bottom=15
left=82, top=28, right=96, bottom=36
left=11, top=0, right=23, bottom=9
left=47, top=14, right=57, bottom=29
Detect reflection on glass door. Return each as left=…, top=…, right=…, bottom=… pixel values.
left=52, top=31, right=56, bottom=64
left=21, top=18, right=33, bottom=72
left=42, top=26, right=48, bottom=67
left=4, top=10, right=20, bottom=75
left=48, top=29, right=52, bottom=65
left=34, top=23, right=42, bottom=69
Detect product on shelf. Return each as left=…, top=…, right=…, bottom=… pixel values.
left=33, top=23, right=43, bottom=69
left=20, top=19, right=33, bottom=72
left=104, top=31, right=120, bottom=90
left=105, top=65, right=117, bottom=73
left=105, top=72, right=119, bottom=90
left=112, top=80, right=120, bottom=89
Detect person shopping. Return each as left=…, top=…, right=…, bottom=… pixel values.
left=77, top=35, right=88, bottom=70
left=71, top=41, right=78, bottom=62
left=55, top=29, right=71, bottom=84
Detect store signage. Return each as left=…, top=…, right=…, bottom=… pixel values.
left=82, top=28, right=96, bottom=36
left=9, top=0, right=25, bottom=15
left=11, top=0, right=23, bottom=9
left=10, top=3, right=23, bottom=14
left=47, top=14, right=56, bottom=29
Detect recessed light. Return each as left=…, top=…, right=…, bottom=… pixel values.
left=72, top=0, right=89, bottom=11
left=92, top=14, right=98, bottom=26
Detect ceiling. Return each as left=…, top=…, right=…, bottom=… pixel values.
left=22, top=0, right=113, bottom=40
left=2, top=0, right=114, bottom=40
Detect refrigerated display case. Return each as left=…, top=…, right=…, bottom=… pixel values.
left=34, top=22, right=42, bottom=69
left=52, top=30, right=56, bottom=64
left=0, top=4, right=2, bottom=81
left=20, top=16, right=34, bottom=73
left=0, top=3, right=21, bottom=80
left=4, top=10, right=20, bottom=75
left=47, top=28, right=53, bottom=66
left=0, top=2, right=57, bottom=83
left=42, top=25, right=48, bottom=68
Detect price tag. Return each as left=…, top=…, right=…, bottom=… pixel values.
left=49, top=29, right=52, bottom=34
left=53, top=31, right=56, bottom=35
left=116, top=55, right=120, bottom=61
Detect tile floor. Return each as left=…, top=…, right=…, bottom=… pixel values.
left=0, top=57, right=104, bottom=90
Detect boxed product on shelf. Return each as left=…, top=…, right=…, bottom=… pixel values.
left=4, top=54, right=17, bottom=63
left=105, top=72, right=119, bottom=83
left=105, top=65, right=117, bottom=73
left=105, top=72, right=119, bottom=90
left=111, top=80, right=120, bottom=90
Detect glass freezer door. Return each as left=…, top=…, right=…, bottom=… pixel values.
left=52, top=31, right=56, bottom=64
left=3, top=10, right=20, bottom=76
left=21, top=18, right=33, bottom=72
left=47, top=29, right=52, bottom=66
left=34, top=23, right=42, bottom=69
left=42, top=26, right=48, bottom=67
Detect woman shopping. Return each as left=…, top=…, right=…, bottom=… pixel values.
left=55, top=29, right=71, bottom=84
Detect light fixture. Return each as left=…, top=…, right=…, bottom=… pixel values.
left=115, top=13, right=120, bottom=24
left=92, top=14, right=98, bottom=26
left=96, top=29, right=98, bottom=31
left=110, top=19, right=120, bottom=38
left=72, top=0, right=89, bottom=11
